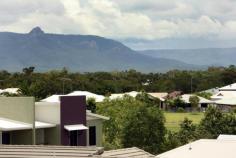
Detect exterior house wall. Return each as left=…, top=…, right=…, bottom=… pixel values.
left=35, top=102, right=60, bottom=124
left=60, top=96, right=87, bottom=146
left=0, top=97, right=35, bottom=145
left=44, top=125, right=61, bottom=145
left=0, top=97, right=34, bottom=124
left=86, top=119, right=103, bottom=147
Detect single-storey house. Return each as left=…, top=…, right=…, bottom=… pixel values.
left=42, top=91, right=105, bottom=103
left=180, top=94, right=214, bottom=110
left=109, top=91, right=140, bottom=100
left=211, top=83, right=236, bottom=111
left=0, top=95, right=109, bottom=147
left=148, top=92, right=168, bottom=109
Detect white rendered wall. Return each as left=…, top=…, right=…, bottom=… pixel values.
left=35, top=102, right=60, bottom=124
left=86, top=119, right=103, bottom=147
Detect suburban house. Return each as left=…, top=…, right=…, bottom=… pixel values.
left=42, top=91, right=105, bottom=103
left=109, top=91, right=140, bottom=100
left=0, top=88, right=21, bottom=95
left=148, top=92, right=168, bottom=109
left=156, top=138, right=236, bottom=158
left=36, top=95, right=109, bottom=146
left=180, top=94, right=214, bottom=110
left=165, top=91, right=182, bottom=99
left=211, top=83, right=236, bottom=110
left=0, top=95, right=109, bottom=147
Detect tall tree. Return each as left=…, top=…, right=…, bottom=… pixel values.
left=121, top=105, right=166, bottom=154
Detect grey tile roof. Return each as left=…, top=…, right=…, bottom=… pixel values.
left=0, top=145, right=104, bottom=158
left=102, top=147, right=155, bottom=158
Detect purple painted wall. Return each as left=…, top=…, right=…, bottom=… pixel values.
left=60, top=96, right=87, bottom=146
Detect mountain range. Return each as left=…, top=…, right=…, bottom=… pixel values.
left=0, top=27, right=200, bottom=72
left=1, top=27, right=235, bottom=73
left=139, top=48, right=236, bottom=66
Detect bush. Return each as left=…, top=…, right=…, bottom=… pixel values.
left=177, top=107, right=185, bottom=113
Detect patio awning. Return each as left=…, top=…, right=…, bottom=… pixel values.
left=0, top=117, right=56, bottom=131
left=64, top=124, right=88, bottom=131
left=35, top=121, right=56, bottom=129
left=0, top=117, right=32, bottom=131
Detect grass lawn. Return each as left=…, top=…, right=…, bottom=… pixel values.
left=164, top=112, right=204, bottom=132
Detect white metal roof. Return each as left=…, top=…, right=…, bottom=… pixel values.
left=64, top=124, right=88, bottom=131
left=148, top=92, right=168, bottom=101
left=181, top=94, right=214, bottom=104
left=217, top=135, right=236, bottom=141
left=41, top=95, right=63, bottom=102
left=201, top=88, right=220, bottom=95
left=41, top=91, right=105, bottom=103
left=156, top=139, right=236, bottom=158
left=211, top=91, right=236, bottom=100
left=219, top=83, right=236, bottom=91
left=67, top=91, right=105, bottom=102
left=215, top=97, right=236, bottom=105
left=87, top=110, right=110, bottom=121
left=109, top=91, right=140, bottom=100
left=0, top=88, right=20, bottom=94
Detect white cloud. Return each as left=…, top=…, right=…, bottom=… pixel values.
left=0, top=0, right=236, bottom=41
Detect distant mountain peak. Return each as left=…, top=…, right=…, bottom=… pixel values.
left=29, top=27, right=44, bottom=36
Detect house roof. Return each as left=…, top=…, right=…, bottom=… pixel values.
left=201, top=88, right=220, bottom=95
left=148, top=93, right=168, bottom=101
left=109, top=91, right=140, bottom=100
left=211, top=91, right=236, bottom=99
left=0, top=88, right=20, bottom=94
left=217, top=135, right=236, bottom=141
left=181, top=94, right=214, bottom=104
left=86, top=110, right=110, bottom=121
left=219, top=83, right=236, bottom=91
left=68, top=91, right=105, bottom=102
left=102, top=147, right=154, bottom=158
left=215, top=97, right=236, bottom=105
left=0, top=145, right=104, bottom=158
left=166, top=91, right=182, bottom=99
left=156, top=139, right=236, bottom=158
left=41, top=91, right=105, bottom=103
left=41, top=94, right=62, bottom=102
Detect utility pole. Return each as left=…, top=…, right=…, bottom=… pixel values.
left=190, top=76, right=193, bottom=94
left=58, top=78, right=72, bottom=94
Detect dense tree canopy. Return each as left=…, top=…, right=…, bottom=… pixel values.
left=0, top=66, right=235, bottom=100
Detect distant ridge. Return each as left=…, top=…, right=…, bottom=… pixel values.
left=139, top=48, right=236, bottom=66
left=0, top=27, right=201, bottom=72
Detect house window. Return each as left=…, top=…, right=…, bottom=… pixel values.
left=89, top=126, right=96, bottom=146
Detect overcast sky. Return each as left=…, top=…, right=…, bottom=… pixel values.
left=1, top=0, right=236, bottom=50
